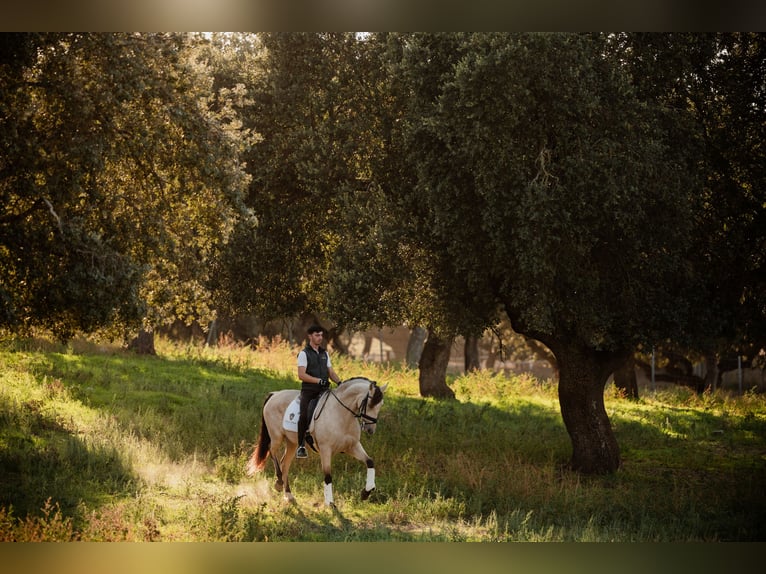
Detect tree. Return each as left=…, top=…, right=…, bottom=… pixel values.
left=386, top=32, right=707, bottom=473
left=327, top=33, right=502, bottom=397
left=0, top=33, right=250, bottom=342
left=1, top=33, right=142, bottom=338
left=211, top=33, right=376, bottom=328
left=612, top=33, right=766, bottom=390
left=687, top=33, right=766, bottom=374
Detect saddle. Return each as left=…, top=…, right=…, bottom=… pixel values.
left=282, top=391, right=328, bottom=451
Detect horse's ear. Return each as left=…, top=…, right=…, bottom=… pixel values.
left=379, top=383, right=388, bottom=393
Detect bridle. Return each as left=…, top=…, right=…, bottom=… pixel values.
left=320, top=385, right=379, bottom=430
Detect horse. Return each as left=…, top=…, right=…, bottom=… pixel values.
left=246, top=376, right=387, bottom=506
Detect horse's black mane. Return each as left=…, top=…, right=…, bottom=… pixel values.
left=340, top=376, right=384, bottom=407
left=369, top=385, right=383, bottom=407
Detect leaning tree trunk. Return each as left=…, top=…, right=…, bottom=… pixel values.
left=525, top=337, right=559, bottom=381
left=206, top=318, right=218, bottom=347
left=418, top=331, right=455, bottom=399
left=552, top=341, right=626, bottom=474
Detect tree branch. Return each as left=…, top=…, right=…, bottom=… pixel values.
left=42, top=197, right=64, bottom=235
left=0, top=197, right=45, bottom=226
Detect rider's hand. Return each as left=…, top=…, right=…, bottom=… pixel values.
left=318, top=378, right=329, bottom=388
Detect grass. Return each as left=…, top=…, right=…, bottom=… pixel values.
left=0, top=335, right=764, bottom=541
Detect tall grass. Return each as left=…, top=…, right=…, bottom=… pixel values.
left=1, top=335, right=764, bottom=541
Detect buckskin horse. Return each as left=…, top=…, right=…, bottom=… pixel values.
left=246, top=377, right=387, bottom=506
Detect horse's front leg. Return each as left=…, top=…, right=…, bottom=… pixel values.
left=319, top=447, right=335, bottom=507
left=347, top=442, right=376, bottom=500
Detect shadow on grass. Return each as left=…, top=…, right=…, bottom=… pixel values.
left=40, top=350, right=297, bottom=459
left=1, top=348, right=295, bottom=527
left=0, top=394, right=137, bottom=522
left=250, top=497, right=455, bottom=541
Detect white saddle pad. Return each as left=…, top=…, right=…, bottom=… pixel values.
left=282, top=397, right=301, bottom=432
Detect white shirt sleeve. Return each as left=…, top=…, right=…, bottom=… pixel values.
left=297, top=350, right=331, bottom=369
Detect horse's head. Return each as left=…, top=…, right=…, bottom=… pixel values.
left=336, top=377, right=388, bottom=434
left=360, top=380, right=387, bottom=435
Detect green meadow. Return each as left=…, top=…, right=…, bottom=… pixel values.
left=1, top=336, right=764, bottom=541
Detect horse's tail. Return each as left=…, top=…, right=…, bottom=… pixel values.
left=246, top=394, right=273, bottom=475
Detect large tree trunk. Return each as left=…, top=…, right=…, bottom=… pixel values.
left=406, top=326, right=427, bottom=368
left=418, top=331, right=455, bottom=399
left=328, top=326, right=349, bottom=355
left=613, top=355, right=639, bottom=400
left=464, top=335, right=481, bottom=372
left=128, top=329, right=156, bottom=355
left=361, top=334, right=373, bottom=358
left=704, top=353, right=719, bottom=391
left=552, top=341, right=625, bottom=474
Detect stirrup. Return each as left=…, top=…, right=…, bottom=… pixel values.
left=296, top=445, right=308, bottom=458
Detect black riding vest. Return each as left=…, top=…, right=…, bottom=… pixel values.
left=302, top=344, right=329, bottom=381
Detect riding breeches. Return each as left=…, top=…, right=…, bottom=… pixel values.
left=297, top=383, right=324, bottom=446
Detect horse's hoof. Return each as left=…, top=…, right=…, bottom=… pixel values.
left=275, top=480, right=284, bottom=492
left=361, top=487, right=375, bottom=501
left=284, top=493, right=296, bottom=503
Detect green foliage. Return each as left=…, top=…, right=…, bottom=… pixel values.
left=0, top=33, right=250, bottom=340
left=388, top=33, right=699, bottom=350
left=4, top=32, right=762, bottom=367
left=211, top=33, right=376, bottom=322
left=609, top=33, right=766, bottom=359
left=1, top=336, right=764, bottom=541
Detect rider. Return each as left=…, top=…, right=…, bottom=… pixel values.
left=296, top=324, right=341, bottom=459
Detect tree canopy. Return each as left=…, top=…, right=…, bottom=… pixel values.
left=210, top=33, right=380, bottom=326
left=0, top=33, right=249, bottom=340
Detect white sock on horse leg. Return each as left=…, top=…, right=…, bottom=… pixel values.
left=366, top=468, right=375, bottom=491
left=324, top=482, right=334, bottom=505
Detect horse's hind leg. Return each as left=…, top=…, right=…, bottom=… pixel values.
left=271, top=454, right=283, bottom=492
left=266, top=431, right=285, bottom=492
left=269, top=432, right=297, bottom=501
left=279, top=441, right=298, bottom=503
